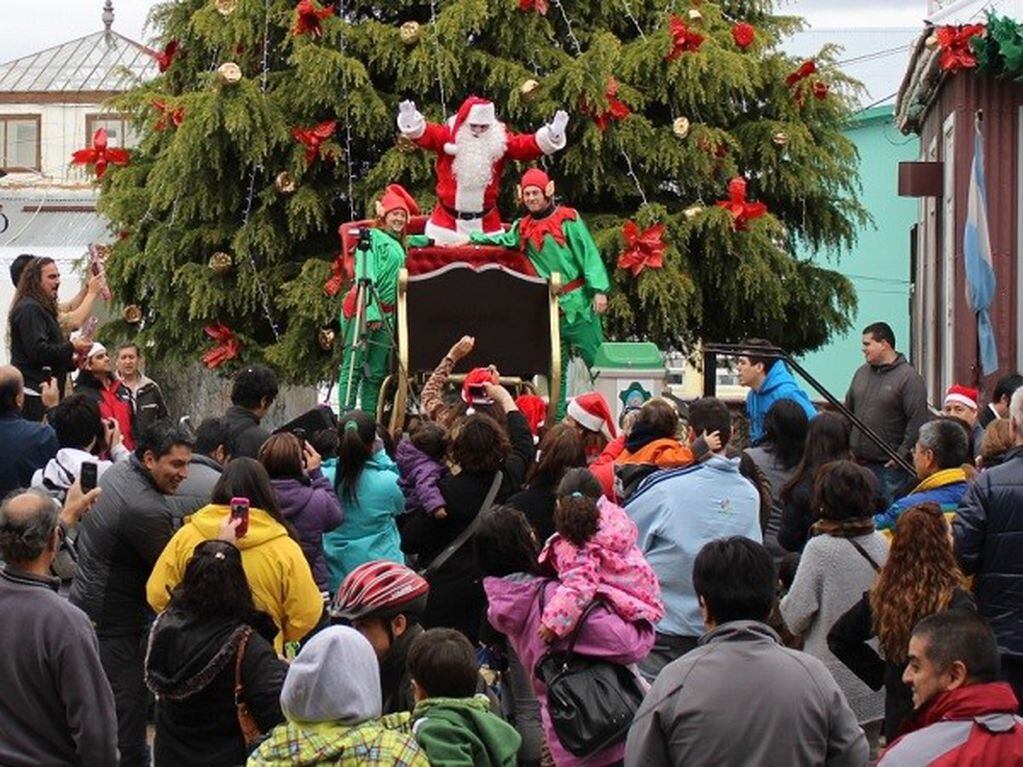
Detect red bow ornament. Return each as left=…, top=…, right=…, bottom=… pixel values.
left=292, top=120, right=338, bottom=165
left=292, top=0, right=334, bottom=38
left=324, top=255, right=346, bottom=297
left=202, top=323, right=241, bottom=369
left=936, top=24, right=985, bottom=72
left=666, top=15, right=705, bottom=61
left=785, top=59, right=817, bottom=86
left=518, top=0, right=549, bottom=14
left=617, top=220, right=667, bottom=277
left=150, top=40, right=180, bottom=73
left=152, top=100, right=185, bottom=131
left=72, top=128, right=130, bottom=178
left=812, top=80, right=828, bottom=100
left=584, top=78, right=630, bottom=132
left=716, top=177, right=768, bottom=231
left=732, top=22, right=755, bottom=50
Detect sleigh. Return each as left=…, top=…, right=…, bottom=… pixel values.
left=338, top=216, right=561, bottom=431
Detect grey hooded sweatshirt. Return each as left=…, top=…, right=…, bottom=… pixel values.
left=845, top=353, right=929, bottom=463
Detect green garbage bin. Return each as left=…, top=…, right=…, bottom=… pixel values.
left=590, top=342, right=666, bottom=427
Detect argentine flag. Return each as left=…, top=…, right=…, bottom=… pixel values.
left=964, top=123, right=999, bottom=376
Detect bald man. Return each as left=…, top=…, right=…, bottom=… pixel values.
left=0, top=365, right=59, bottom=498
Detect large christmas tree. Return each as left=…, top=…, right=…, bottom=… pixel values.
left=94, top=0, right=864, bottom=384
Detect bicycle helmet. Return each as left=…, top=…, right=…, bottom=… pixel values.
left=331, top=560, right=429, bottom=621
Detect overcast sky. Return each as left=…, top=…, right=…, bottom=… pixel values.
left=0, top=1, right=929, bottom=63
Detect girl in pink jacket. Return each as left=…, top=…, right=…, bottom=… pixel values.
left=537, top=468, right=663, bottom=641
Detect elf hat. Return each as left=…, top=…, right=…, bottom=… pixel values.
left=567, top=392, right=617, bottom=441
left=515, top=394, right=547, bottom=440
left=375, top=184, right=419, bottom=219
left=944, top=384, right=979, bottom=410
left=519, top=168, right=555, bottom=199
left=462, top=366, right=499, bottom=406
left=444, top=96, right=496, bottom=155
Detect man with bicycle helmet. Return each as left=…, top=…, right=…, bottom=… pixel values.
left=331, top=560, right=429, bottom=714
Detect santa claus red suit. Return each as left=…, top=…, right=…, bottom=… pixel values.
left=396, top=95, right=569, bottom=243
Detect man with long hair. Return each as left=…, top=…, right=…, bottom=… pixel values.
left=8, top=257, right=92, bottom=420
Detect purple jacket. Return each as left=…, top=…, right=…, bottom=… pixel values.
left=395, top=439, right=446, bottom=515
left=484, top=573, right=655, bottom=767
left=271, top=469, right=343, bottom=591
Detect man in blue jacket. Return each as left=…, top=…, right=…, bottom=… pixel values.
left=0, top=365, right=58, bottom=498
left=737, top=338, right=817, bottom=445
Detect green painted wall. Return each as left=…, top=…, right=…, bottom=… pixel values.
left=796, top=105, right=919, bottom=399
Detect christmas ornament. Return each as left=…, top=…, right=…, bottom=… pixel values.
left=786, top=60, right=817, bottom=87
left=214, top=0, right=237, bottom=14
left=318, top=328, right=336, bottom=351
left=716, top=176, right=768, bottom=231
left=666, top=15, right=705, bottom=60
left=396, top=134, right=417, bottom=153
left=732, top=22, right=755, bottom=49
left=683, top=204, right=704, bottom=219
left=149, top=40, right=180, bottom=73
left=274, top=171, right=297, bottom=194
left=688, top=8, right=702, bottom=21
left=618, top=220, right=667, bottom=277
left=293, top=120, right=338, bottom=165
left=672, top=116, right=691, bottom=138
left=123, top=305, right=143, bottom=324
left=72, top=128, right=130, bottom=178
left=812, top=81, right=828, bottom=100
left=152, top=100, right=185, bottom=131
left=292, top=0, right=335, bottom=39
left=586, top=78, right=630, bottom=131
left=217, top=62, right=243, bottom=84
left=208, top=251, right=233, bottom=275
left=202, top=323, right=240, bottom=369
left=520, top=79, right=541, bottom=99
left=772, top=131, right=789, bottom=146
left=518, top=0, right=549, bottom=15
left=925, top=32, right=939, bottom=50
left=936, top=24, right=985, bottom=72
left=399, top=21, right=421, bottom=45
left=324, top=256, right=345, bottom=297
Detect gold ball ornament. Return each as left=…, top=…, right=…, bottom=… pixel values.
left=683, top=204, right=704, bottom=219
left=318, top=328, right=336, bottom=351
left=217, top=62, right=243, bottom=85
left=672, top=116, right=691, bottom=139
left=122, top=305, right=143, bottom=324
left=208, top=251, right=233, bottom=275
left=688, top=8, right=703, bottom=22
left=772, top=131, right=790, bottom=147
left=396, top=134, right=417, bottom=153
left=214, top=0, right=237, bottom=15
left=399, top=21, right=421, bottom=46
left=520, top=79, right=541, bottom=100
left=274, top=171, right=296, bottom=195
left=925, top=33, right=939, bottom=50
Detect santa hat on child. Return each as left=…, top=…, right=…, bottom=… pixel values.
left=944, top=384, right=979, bottom=410
left=567, top=392, right=617, bottom=442
left=462, top=367, right=499, bottom=408
left=444, top=96, right=497, bottom=156
left=515, top=394, right=547, bottom=441
left=519, top=168, right=555, bottom=199
left=376, top=184, right=419, bottom=219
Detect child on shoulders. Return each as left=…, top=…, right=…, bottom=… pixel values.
left=396, top=420, right=449, bottom=520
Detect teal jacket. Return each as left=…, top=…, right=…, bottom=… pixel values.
left=323, top=449, right=406, bottom=592
left=746, top=362, right=817, bottom=445
left=412, top=696, right=520, bottom=767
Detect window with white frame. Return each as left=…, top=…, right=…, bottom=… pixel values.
left=0, top=115, right=41, bottom=172
left=85, top=114, right=140, bottom=149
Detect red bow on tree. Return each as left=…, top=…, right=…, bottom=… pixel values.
left=716, top=177, right=768, bottom=231
left=151, top=100, right=185, bottom=131
left=584, top=78, right=630, bottom=131
left=617, top=220, right=667, bottom=277
left=786, top=60, right=817, bottom=86
left=324, top=255, right=346, bottom=297
left=292, top=120, right=338, bottom=164
left=150, top=40, right=180, bottom=73
left=666, top=15, right=705, bottom=61
left=936, top=24, right=985, bottom=72
left=293, top=0, right=334, bottom=38
left=732, top=22, right=755, bottom=50
left=72, top=128, right=130, bottom=178
left=202, top=323, right=241, bottom=369
left=518, top=0, right=549, bottom=14
left=812, top=80, right=828, bottom=100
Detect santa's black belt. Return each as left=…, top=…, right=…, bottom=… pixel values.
left=442, top=204, right=495, bottom=221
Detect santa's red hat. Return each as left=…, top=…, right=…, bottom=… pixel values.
left=377, top=184, right=419, bottom=218
left=444, top=96, right=497, bottom=155
left=567, top=392, right=617, bottom=441
left=515, top=394, right=547, bottom=439
left=944, top=384, right=979, bottom=410
left=462, top=366, right=499, bottom=406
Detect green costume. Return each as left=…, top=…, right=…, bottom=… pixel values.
left=471, top=205, right=610, bottom=414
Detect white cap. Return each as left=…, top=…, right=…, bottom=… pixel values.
left=86, top=342, right=106, bottom=358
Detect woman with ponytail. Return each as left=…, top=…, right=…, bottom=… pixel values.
left=322, top=410, right=405, bottom=592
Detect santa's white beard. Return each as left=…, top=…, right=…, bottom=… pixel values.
left=451, top=122, right=508, bottom=213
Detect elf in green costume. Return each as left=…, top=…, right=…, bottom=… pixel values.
left=338, top=184, right=425, bottom=418
left=467, top=168, right=610, bottom=415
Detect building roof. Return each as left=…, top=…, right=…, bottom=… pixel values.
left=929, top=0, right=1023, bottom=24
left=0, top=30, right=155, bottom=94
left=0, top=189, right=108, bottom=249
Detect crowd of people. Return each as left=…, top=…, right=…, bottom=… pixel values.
left=4, top=245, right=1023, bottom=767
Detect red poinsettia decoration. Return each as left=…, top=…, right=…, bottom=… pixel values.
left=202, top=323, right=241, bottom=369
left=617, top=220, right=667, bottom=277
left=292, top=120, right=338, bottom=164
left=292, top=0, right=335, bottom=38
left=935, top=24, right=985, bottom=72
left=732, top=22, right=755, bottom=50
left=150, top=40, right=180, bottom=73
left=666, top=15, right=705, bottom=61
left=518, top=0, right=549, bottom=14
left=716, top=177, right=768, bottom=231
left=71, top=128, right=130, bottom=178
left=583, top=78, right=630, bottom=131
left=324, top=255, right=346, bottom=297
left=151, top=100, right=185, bottom=131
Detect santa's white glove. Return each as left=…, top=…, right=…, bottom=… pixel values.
left=549, top=110, right=569, bottom=141
left=397, top=100, right=426, bottom=138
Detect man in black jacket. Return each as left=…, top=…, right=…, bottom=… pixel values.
left=116, top=343, right=169, bottom=440
left=223, top=364, right=279, bottom=458
left=979, top=372, right=1023, bottom=429
left=955, top=385, right=1023, bottom=712
left=69, top=419, right=193, bottom=767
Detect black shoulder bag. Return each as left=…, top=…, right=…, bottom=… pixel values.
left=418, top=472, right=502, bottom=578
left=534, top=590, right=647, bottom=757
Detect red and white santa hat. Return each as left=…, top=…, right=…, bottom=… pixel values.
left=377, top=184, right=420, bottom=218
left=944, top=384, right=979, bottom=410
left=462, top=366, right=499, bottom=406
left=566, top=392, right=617, bottom=441
left=444, top=96, right=497, bottom=155
left=515, top=394, right=547, bottom=441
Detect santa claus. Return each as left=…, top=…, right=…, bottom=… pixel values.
left=396, top=96, right=569, bottom=244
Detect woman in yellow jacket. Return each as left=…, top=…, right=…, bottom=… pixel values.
left=147, top=458, right=324, bottom=651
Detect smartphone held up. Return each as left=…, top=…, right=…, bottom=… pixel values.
left=230, top=497, right=251, bottom=538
